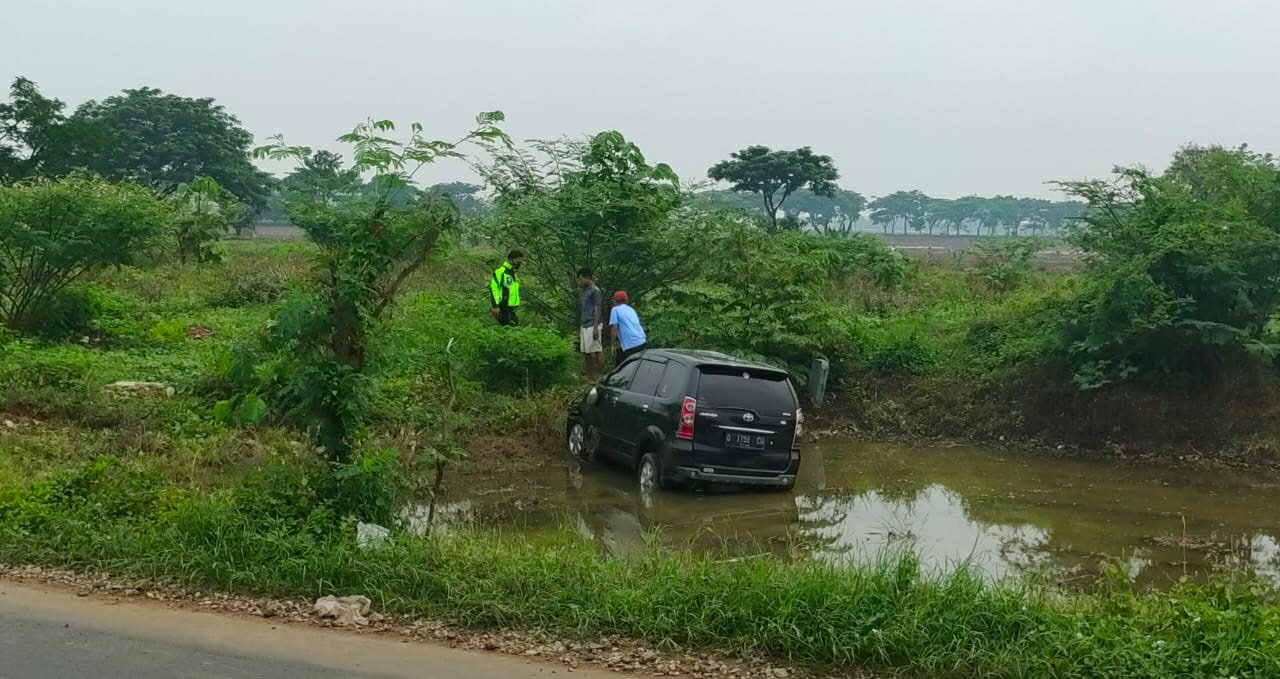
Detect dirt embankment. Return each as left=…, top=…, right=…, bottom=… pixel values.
left=811, top=366, right=1280, bottom=471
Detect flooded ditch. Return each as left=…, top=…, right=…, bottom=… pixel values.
left=428, top=440, right=1280, bottom=589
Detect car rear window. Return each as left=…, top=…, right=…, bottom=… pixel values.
left=696, top=368, right=794, bottom=412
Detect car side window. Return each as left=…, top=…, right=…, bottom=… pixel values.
left=629, top=359, right=665, bottom=396
left=655, top=363, right=687, bottom=399
left=604, top=360, right=640, bottom=389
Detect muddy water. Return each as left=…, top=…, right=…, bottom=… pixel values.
left=432, top=440, right=1280, bottom=589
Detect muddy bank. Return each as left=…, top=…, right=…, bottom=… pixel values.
left=820, top=368, right=1280, bottom=472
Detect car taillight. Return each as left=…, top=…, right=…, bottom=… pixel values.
left=793, top=408, right=804, bottom=443
left=677, top=396, right=697, bottom=440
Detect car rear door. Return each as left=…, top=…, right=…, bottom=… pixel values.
left=594, top=360, right=640, bottom=457
left=613, top=358, right=666, bottom=464
left=691, top=366, right=798, bottom=473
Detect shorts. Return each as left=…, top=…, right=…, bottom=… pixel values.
left=580, top=325, right=603, bottom=353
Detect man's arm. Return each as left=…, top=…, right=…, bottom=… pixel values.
left=489, top=271, right=502, bottom=317
left=593, top=291, right=603, bottom=338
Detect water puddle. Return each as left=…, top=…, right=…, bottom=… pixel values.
left=424, top=440, right=1280, bottom=589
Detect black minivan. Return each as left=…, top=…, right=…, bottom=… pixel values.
left=567, top=349, right=802, bottom=491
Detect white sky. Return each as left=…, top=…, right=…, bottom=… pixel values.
left=4, top=0, right=1278, bottom=199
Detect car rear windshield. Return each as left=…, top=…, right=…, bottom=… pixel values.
left=696, top=367, right=794, bottom=412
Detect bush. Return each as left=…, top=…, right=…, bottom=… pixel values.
left=645, top=229, right=899, bottom=377
left=171, top=177, right=242, bottom=264
left=0, top=175, right=170, bottom=333
left=862, top=332, right=935, bottom=375
left=1060, top=146, right=1280, bottom=388
left=967, top=238, right=1043, bottom=292
left=233, top=461, right=327, bottom=525
left=0, top=457, right=169, bottom=533
left=467, top=325, right=573, bottom=392
left=205, top=270, right=290, bottom=308
left=22, top=283, right=140, bottom=344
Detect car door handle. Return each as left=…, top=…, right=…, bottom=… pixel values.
left=641, top=404, right=649, bottom=411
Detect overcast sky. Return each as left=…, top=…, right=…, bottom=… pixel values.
left=5, top=0, right=1278, bottom=199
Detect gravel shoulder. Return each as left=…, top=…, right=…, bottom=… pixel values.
left=1, top=566, right=847, bottom=679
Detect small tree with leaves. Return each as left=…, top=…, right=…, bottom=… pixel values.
left=171, top=176, right=244, bottom=263
left=480, top=131, right=693, bottom=327
left=707, top=145, right=839, bottom=233
left=252, top=113, right=507, bottom=462
left=0, top=174, right=169, bottom=333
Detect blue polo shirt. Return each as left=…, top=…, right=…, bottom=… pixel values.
left=609, top=304, right=646, bottom=350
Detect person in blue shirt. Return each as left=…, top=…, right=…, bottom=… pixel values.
left=608, top=290, right=647, bottom=365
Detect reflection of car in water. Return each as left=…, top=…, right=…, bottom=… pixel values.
left=566, top=459, right=802, bottom=558
left=566, top=349, right=803, bottom=492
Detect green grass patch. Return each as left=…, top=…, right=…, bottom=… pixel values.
left=0, top=457, right=1276, bottom=679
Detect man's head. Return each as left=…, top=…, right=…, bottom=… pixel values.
left=612, top=290, right=629, bottom=305
left=508, top=249, right=524, bottom=270
left=577, top=266, right=593, bottom=288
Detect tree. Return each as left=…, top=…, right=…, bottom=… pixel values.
left=0, top=77, right=72, bottom=182
left=68, top=88, right=272, bottom=212
left=1057, top=145, right=1280, bottom=388
left=279, top=150, right=363, bottom=205
left=170, top=177, right=243, bottom=263
left=784, top=188, right=867, bottom=235
left=708, top=146, right=839, bottom=233
left=250, top=114, right=507, bottom=462
left=0, top=175, right=169, bottom=332
left=869, top=190, right=928, bottom=235
left=424, top=182, right=489, bottom=217
left=481, top=131, right=694, bottom=328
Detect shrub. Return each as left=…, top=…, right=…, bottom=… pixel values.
left=327, top=449, right=413, bottom=527
left=0, top=457, right=169, bottom=533
left=233, top=461, right=327, bottom=525
left=645, top=229, right=898, bottom=377
left=967, top=237, right=1043, bottom=292
left=22, top=283, right=140, bottom=344
left=467, top=325, right=573, bottom=392
left=1060, top=146, right=1280, bottom=388
left=206, top=273, right=289, bottom=308
left=0, top=175, right=170, bottom=333
left=171, top=177, right=242, bottom=264
left=865, top=334, right=935, bottom=375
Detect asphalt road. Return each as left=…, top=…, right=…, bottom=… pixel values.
left=0, top=581, right=610, bottom=679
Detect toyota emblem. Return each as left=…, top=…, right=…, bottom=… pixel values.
left=741, top=413, right=756, bottom=423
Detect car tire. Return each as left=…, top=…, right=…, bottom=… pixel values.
left=567, top=422, right=588, bottom=461
left=638, top=452, right=675, bottom=492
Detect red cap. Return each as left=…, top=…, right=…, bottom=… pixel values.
left=612, top=290, right=629, bottom=304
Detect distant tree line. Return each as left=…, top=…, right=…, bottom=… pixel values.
left=703, top=144, right=1085, bottom=237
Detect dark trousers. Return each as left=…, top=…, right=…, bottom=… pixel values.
left=615, top=342, right=646, bottom=365
left=497, top=307, right=519, bottom=326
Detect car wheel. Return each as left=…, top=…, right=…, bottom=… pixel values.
left=567, top=422, right=587, bottom=461
left=638, top=452, right=661, bottom=493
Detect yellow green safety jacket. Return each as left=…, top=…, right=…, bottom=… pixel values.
left=489, top=261, right=520, bottom=308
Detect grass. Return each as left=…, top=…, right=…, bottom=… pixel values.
left=2, top=238, right=1280, bottom=677
left=0, top=457, right=1276, bottom=679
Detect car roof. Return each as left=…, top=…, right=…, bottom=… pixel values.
left=638, top=348, right=790, bottom=375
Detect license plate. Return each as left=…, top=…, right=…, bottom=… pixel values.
left=724, top=432, right=767, bottom=450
